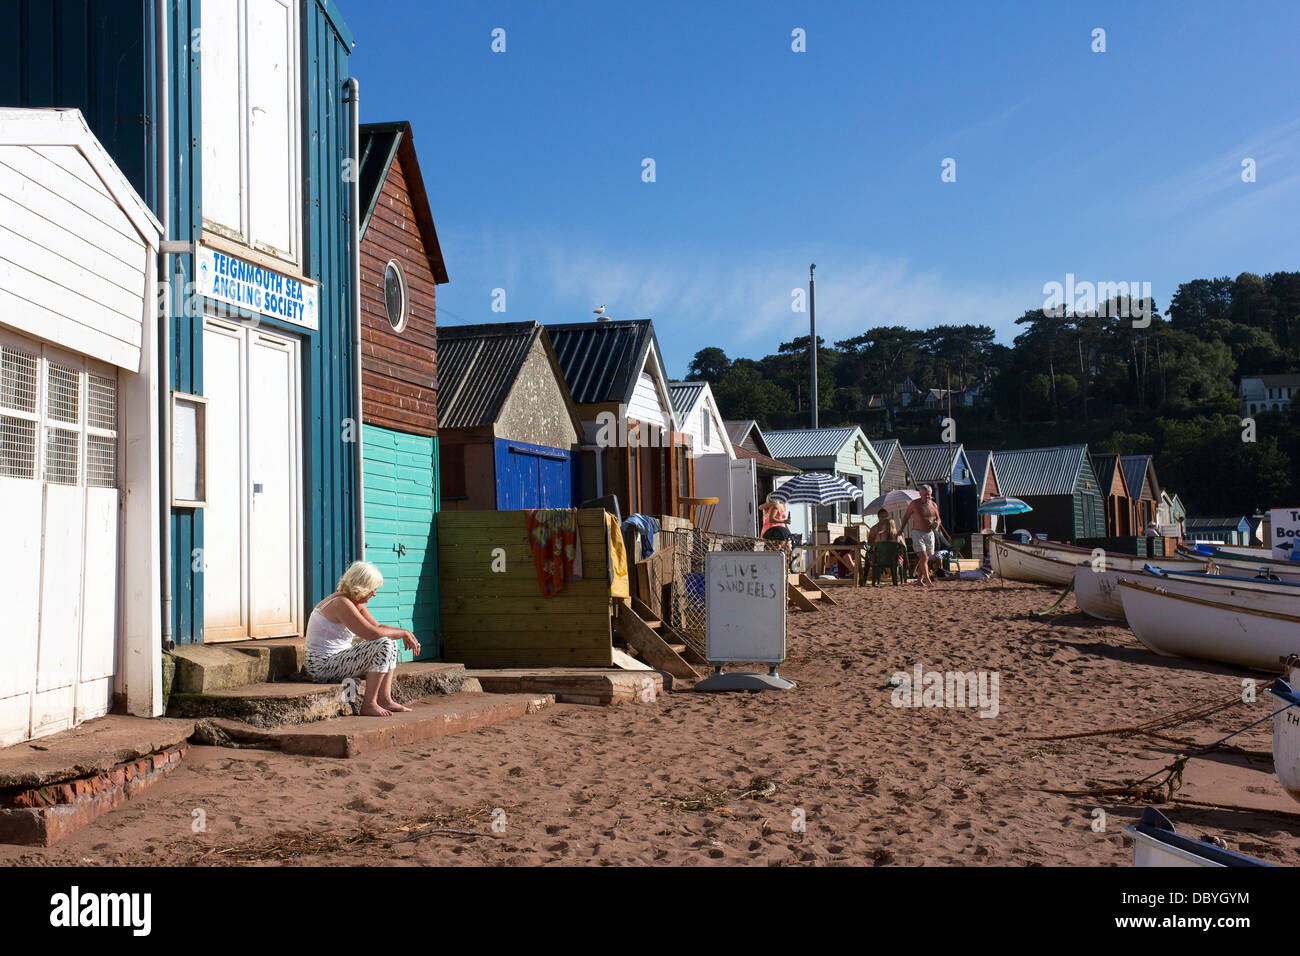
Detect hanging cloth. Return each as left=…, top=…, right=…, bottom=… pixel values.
left=605, top=511, right=630, bottom=598
left=525, top=508, right=583, bottom=598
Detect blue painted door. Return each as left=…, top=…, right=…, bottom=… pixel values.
left=494, top=440, right=575, bottom=510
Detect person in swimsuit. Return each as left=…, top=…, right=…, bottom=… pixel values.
left=759, top=493, right=794, bottom=568
left=900, top=484, right=944, bottom=586
left=303, top=560, right=420, bottom=717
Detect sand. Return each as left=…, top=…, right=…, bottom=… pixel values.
left=4, top=578, right=1298, bottom=867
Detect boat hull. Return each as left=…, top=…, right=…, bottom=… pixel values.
left=989, top=539, right=1078, bottom=586
left=1269, top=675, right=1300, bottom=804
left=1125, top=808, right=1271, bottom=867
left=1073, top=567, right=1126, bottom=621
left=1118, top=580, right=1300, bottom=671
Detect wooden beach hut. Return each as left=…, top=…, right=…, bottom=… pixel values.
left=900, top=443, right=978, bottom=536
left=1186, top=516, right=1251, bottom=546
left=1090, top=453, right=1134, bottom=537
left=356, top=121, right=448, bottom=661
left=436, top=322, right=583, bottom=511
left=548, top=319, right=692, bottom=521
left=965, top=450, right=1002, bottom=532
left=870, top=439, right=913, bottom=494
left=669, top=382, right=747, bottom=532
left=725, top=420, right=802, bottom=530
left=1122, top=455, right=1161, bottom=534
left=764, top=426, right=883, bottom=532
left=991, top=445, right=1105, bottom=543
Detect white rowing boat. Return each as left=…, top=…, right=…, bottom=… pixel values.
left=1268, top=676, right=1300, bottom=804
left=989, top=538, right=1079, bottom=585
left=1117, top=578, right=1300, bottom=671
left=1077, top=565, right=1300, bottom=623
left=1178, top=546, right=1300, bottom=583
left=1126, top=807, right=1272, bottom=867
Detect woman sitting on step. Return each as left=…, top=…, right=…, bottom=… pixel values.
left=304, top=561, right=421, bottom=717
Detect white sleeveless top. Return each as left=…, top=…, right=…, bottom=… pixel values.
left=304, top=595, right=356, bottom=656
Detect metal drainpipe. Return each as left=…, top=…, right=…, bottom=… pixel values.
left=156, top=0, right=173, bottom=651
left=345, top=77, right=364, bottom=559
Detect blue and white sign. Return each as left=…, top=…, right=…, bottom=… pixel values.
left=197, top=244, right=318, bottom=330
left=1271, top=508, right=1300, bottom=562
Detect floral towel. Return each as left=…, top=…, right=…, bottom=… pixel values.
left=526, top=508, right=583, bottom=598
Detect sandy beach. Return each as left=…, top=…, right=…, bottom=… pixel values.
left=4, top=578, right=1297, bottom=867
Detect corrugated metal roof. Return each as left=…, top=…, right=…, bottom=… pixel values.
left=548, top=320, right=655, bottom=405
left=992, top=446, right=1089, bottom=497
left=1090, top=453, right=1126, bottom=496
left=726, top=419, right=756, bottom=445
left=1186, top=516, right=1249, bottom=530
left=901, top=443, right=968, bottom=484
left=765, top=426, right=860, bottom=460
left=1121, top=455, right=1157, bottom=500
left=870, top=438, right=900, bottom=466
left=668, top=381, right=706, bottom=421
left=436, top=322, right=542, bottom=429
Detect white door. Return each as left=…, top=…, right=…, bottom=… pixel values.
left=729, top=458, right=757, bottom=537
left=202, top=318, right=301, bottom=642
left=0, top=333, right=119, bottom=745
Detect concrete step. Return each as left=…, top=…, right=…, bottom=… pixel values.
left=193, top=692, right=555, bottom=758
left=465, top=667, right=667, bottom=705
left=167, top=661, right=476, bottom=728
left=168, top=644, right=270, bottom=694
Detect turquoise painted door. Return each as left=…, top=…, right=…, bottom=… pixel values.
left=362, top=425, right=441, bottom=660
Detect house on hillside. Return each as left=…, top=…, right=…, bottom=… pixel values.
left=1121, top=455, right=1161, bottom=533
left=1090, top=453, right=1134, bottom=538
left=765, top=426, right=883, bottom=535
left=437, top=322, right=582, bottom=512
left=992, top=446, right=1105, bottom=543
left=901, top=444, right=978, bottom=537
left=548, top=319, right=691, bottom=520
left=356, top=121, right=448, bottom=661
left=870, top=439, right=912, bottom=494
left=1240, top=374, right=1300, bottom=417
left=965, top=450, right=1002, bottom=532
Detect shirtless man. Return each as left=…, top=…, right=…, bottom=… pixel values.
left=900, top=484, right=944, bottom=586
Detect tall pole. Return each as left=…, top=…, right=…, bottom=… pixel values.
left=809, top=264, right=818, bottom=429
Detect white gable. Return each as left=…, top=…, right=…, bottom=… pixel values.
left=0, top=109, right=161, bottom=372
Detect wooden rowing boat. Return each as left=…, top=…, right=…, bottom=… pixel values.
left=988, top=538, right=1079, bottom=585
left=1268, top=675, right=1300, bottom=804
left=1117, top=578, right=1300, bottom=671
left=1125, top=807, right=1272, bottom=867
left=1076, top=565, right=1300, bottom=623
left=1178, top=546, right=1300, bottom=583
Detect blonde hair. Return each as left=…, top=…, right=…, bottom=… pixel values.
left=336, top=560, right=383, bottom=602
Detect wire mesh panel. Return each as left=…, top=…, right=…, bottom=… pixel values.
left=1, top=345, right=39, bottom=413
left=0, top=343, right=40, bottom=480
left=0, top=416, right=37, bottom=478
left=45, top=361, right=80, bottom=424
left=645, top=527, right=766, bottom=660
left=85, top=373, right=117, bottom=489
left=87, top=374, right=116, bottom=431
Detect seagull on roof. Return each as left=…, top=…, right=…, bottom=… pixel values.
left=593, top=305, right=606, bottom=315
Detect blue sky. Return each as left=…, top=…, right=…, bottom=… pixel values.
left=349, top=0, right=1300, bottom=378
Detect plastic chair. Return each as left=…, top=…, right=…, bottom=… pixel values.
left=870, top=540, right=905, bottom=585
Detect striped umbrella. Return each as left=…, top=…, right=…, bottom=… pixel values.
left=977, top=496, right=1033, bottom=516
left=771, top=472, right=864, bottom=506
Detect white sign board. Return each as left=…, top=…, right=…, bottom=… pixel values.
left=705, top=551, right=786, bottom=663
left=1270, top=508, right=1300, bottom=561
left=196, top=244, right=319, bottom=330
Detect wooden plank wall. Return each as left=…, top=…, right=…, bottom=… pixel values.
left=360, top=150, right=438, bottom=435
left=438, top=510, right=613, bottom=667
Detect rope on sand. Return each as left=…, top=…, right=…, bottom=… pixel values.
left=1027, top=693, right=1243, bottom=741
left=1033, top=580, right=1075, bottom=617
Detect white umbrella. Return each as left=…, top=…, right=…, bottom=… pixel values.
left=864, top=488, right=920, bottom=513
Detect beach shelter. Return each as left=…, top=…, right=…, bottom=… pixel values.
left=870, top=438, right=913, bottom=493
left=765, top=426, right=883, bottom=532
left=965, top=450, right=1003, bottom=532
left=991, top=445, right=1105, bottom=543
left=1186, top=516, right=1251, bottom=546
left=437, top=322, right=583, bottom=512
left=900, top=443, right=978, bottom=536
left=1121, top=455, right=1161, bottom=533
left=1090, top=453, right=1135, bottom=537
left=671, top=382, right=758, bottom=534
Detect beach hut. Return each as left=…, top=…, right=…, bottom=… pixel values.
left=724, top=420, right=802, bottom=531
left=764, top=426, right=883, bottom=534
left=1157, top=491, right=1187, bottom=537
left=991, top=445, right=1105, bottom=543
left=548, top=319, right=691, bottom=520
left=437, top=322, right=583, bottom=511
left=1186, top=516, right=1251, bottom=546
left=900, top=443, right=978, bottom=536
left=1090, top=453, right=1135, bottom=537
left=669, top=382, right=747, bottom=533
left=0, top=110, right=163, bottom=744
left=870, top=439, right=913, bottom=493
left=965, top=450, right=1002, bottom=532
left=356, top=121, right=448, bottom=660
left=1121, top=455, right=1161, bottom=534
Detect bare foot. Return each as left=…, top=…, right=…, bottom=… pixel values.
left=380, top=700, right=411, bottom=713
left=361, top=703, right=392, bottom=717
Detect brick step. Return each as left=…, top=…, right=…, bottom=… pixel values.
left=167, top=661, right=476, bottom=728
left=193, top=692, right=554, bottom=758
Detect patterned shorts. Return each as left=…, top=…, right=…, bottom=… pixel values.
left=305, top=638, right=398, bottom=683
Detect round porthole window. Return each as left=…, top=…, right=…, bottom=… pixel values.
left=383, top=260, right=408, bottom=332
